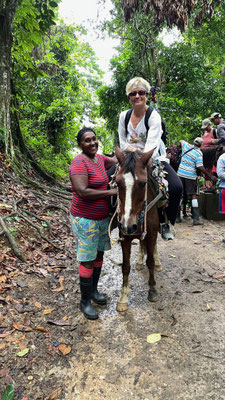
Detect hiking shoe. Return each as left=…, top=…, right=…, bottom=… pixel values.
left=160, top=223, right=174, bottom=241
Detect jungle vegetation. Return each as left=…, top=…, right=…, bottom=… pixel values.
left=1, top=0, right=225, bottom=179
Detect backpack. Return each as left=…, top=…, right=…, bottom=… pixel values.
left=166, top=145, right=193, bottom=171
left=124, top=105, right=168, bottom=145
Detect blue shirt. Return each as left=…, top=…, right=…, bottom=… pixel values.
left=177, top=141, right=203, bottom=180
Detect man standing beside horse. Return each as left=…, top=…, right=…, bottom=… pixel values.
left=177, top=137, right=217, bottom=225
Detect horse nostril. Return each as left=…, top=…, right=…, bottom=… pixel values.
left=133, top=224, right=137, bottom=231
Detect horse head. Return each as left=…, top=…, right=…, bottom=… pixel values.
left=115, top=147, right=154, bottom=235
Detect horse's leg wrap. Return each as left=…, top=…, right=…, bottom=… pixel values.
left=116, top=285, right=130, bottom=312
left=153, top=243, right=162, bottom=272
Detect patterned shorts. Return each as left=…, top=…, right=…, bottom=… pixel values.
left=70, top=214, right=111, bottom=261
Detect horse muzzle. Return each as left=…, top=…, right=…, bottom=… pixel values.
left=120, top=222, right=138, bottom=235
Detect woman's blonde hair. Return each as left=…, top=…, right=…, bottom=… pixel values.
left=126, top=77, right=150, bottom=96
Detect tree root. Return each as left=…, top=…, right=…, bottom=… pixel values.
left=0, top=217, right=26, bottom=262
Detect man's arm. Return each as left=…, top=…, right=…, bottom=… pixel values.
left=198, top=166, right=217, bottom=182
left=211, top=123, right=225, bottom=145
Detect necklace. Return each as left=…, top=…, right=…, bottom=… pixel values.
left=82, top=153, right=98, bottom=163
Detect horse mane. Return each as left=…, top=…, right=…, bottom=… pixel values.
left=123, top=151, right=139, bottom=177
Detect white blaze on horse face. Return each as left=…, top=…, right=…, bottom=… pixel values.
left=124, top=172, right=135, bottom=227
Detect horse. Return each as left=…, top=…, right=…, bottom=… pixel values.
left=115, top=147, right=159, bottom=312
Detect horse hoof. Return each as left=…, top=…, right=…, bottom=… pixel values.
left=116, top=302, right=128, bottom=312
left=148, top=290, right=158, bottom=302
left=155, top=264, right=163, bottom=272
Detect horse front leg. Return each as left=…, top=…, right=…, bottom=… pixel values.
left=146, top=235, right=158, bottom=302
left=153, top=242, right=162, bottom=272
left=116, top=239, right=132, bottom=312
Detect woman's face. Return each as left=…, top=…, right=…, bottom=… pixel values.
left=206, top=124, right=211, bottom=132
left=80, top=131, right=98, bottom=157
left=128, top=88, right=148, bottom=108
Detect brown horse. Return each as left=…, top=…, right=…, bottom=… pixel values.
left=115, top=148, right=159, bottom=312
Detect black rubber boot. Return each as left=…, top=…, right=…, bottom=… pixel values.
left=80, top=277, right=98, bottom=320
left=176, top=206, right=182, bottom=223
left=91, top=267, right=107, bottom=305
left=160, top=223, right=174, bottom=240
left=192, top=207, right=204, bottom=226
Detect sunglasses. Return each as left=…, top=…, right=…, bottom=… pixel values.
left=128, top=90, right=148, bottom=97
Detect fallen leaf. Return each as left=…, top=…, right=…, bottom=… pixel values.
left=169, top=254, right=176, bottom=258
left=43, top=309, right=54, bottom=315
left=0, top=343, right=6, bottom=350
left=34, top=326, right=49, bottom=333
left=58, top=344, right=71, bottom=355
left=34, top=302, right=42, bottom=308
left=47, top=319, right=70, bottom=326
left=1, top=383, right=14, bottom=400
left=147, top=333, right=161, bottom=344
left=45, top=387, right=62, bottom=400
left=206, top=304, right=211, bottom=311
left=0, top=330, right=15, bottom=338
left=17, top=348, right=29, bottom=357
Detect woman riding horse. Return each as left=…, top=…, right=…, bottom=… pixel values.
left=118, top=77, right=183, bottom=240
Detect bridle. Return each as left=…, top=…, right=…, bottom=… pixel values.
left=108, top=165, right=164, bottom=243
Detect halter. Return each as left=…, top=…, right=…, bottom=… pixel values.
left=108, top=167, right=164, bottom=243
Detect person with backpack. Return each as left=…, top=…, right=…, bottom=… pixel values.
left=118, top=76, right=183, bottom=240
left=177, top=137, right=217, bottom=225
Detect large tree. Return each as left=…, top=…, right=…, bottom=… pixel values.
left=0, top=0, right=58, bottom=157
left=0, top=0, right=21, bottom=156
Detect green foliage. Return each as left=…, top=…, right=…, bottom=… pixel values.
left=1, top=384, right=14, bottom=400
left=13, top=16, right=104, bottom=178
left=99, top=0, right=225, bottom=147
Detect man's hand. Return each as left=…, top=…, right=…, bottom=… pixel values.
left=211, top=176, right=217, bottom=183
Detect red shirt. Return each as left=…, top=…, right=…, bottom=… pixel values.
left=69, top=154, right=110, bottom=220
left=201, top=129, right=215, bottom=148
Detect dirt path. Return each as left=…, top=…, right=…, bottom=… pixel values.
left=1, top=216, right=225, bottom=399
left=64, top=218, right=225, bottom=400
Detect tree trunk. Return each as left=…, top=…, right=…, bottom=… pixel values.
left=0, top=0, right=21, bottom=156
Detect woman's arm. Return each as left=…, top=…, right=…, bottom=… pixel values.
left=71, top=174, right=117, bottom=200
left=144, top=109, right=162, bottom=152
left=105, top=155, right=118, bottom=167
left=118, top=111, right=131, bottom=151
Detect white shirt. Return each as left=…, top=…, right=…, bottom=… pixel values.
left=118, top=108, right=168, bottom=162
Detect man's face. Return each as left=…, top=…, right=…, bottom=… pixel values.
left=212, top=117, right=221, bottom=125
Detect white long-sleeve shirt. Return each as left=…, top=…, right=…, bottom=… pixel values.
left=118, top=108, right=168, bottom=162
left=217, top=153, right=225, bottom=188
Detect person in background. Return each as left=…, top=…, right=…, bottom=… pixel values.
left=118, top=76, right=183, bottom=241
left=217, top=150, right=225, bottom=243
left=201, top=118, right=218, bottom=192
left=209, top=113, right=225, bottom=145
left=177, top=137, right=217, bottom=225
left=69, top=127, right=117, bottom=320
left=201, top=118, right=217, bottom=148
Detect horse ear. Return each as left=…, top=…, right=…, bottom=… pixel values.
left=140, top=148, right=155, bottom=167
left=115, top=147, right=125, bottom=165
